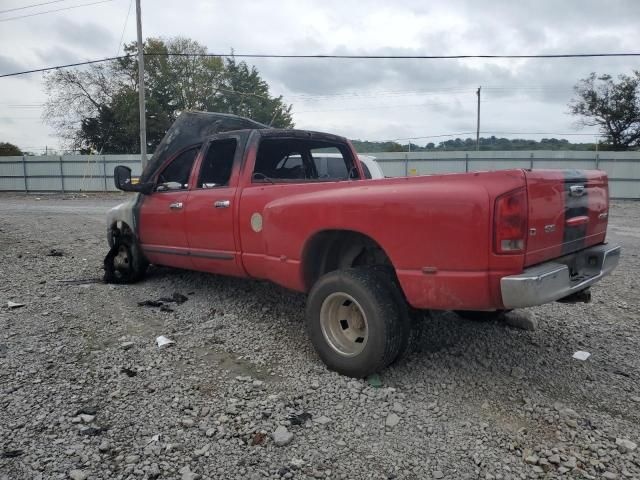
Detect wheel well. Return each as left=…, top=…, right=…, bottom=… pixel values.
left=109, top=221, right=135, bottom=246
left=302, top=230, right=394, bottom=291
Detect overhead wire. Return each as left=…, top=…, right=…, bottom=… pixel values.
left=0, top=0, right=66, bottom=14
left=0, top=0, right=114, bottom=22
left=115, top=0, right=133, bottom=56
left=3, top=51, right=640, bottom=78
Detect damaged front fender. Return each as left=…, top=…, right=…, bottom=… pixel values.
left=106, top=194, right=141, bottom=247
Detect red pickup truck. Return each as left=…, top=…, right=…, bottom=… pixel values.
left=106, top=112, right=621, bottom=377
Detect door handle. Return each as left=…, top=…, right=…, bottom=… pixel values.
left=169, top=202, right=183, bottom=210
left=214, top=200, right=231, bottom=208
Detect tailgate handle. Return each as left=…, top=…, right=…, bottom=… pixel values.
left=214, top=200, right=231, bottom=208
left=566, top=215, right=589, bottom=227
left=169, top=202, right=183, bottom=210
left=569, top=185, right=585, bottom=197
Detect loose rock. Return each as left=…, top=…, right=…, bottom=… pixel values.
left=272, top=426, right=294, bottom=446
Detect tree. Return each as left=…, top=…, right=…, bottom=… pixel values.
left=0, top=142, right=23, bottom=156
left=43, top=37, right=294, bottom=154
left=569, top=71, right=640, bottom=150
left=211, top=57, right=293, bottom=128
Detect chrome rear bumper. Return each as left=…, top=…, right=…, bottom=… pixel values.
left=500, top=244, right=621, bottom=309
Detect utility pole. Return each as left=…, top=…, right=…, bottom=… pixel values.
left=135, top=0, right=147, bottom=169
left=476, top=86, right=481, bottom=151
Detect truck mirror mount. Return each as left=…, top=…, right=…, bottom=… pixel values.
left=113, top=165, right=153, bottom=194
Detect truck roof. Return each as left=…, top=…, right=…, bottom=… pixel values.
left=141, top=111, right=348, bottom=182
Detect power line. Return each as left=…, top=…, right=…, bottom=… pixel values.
left=0, top=0, right=66, bottom=14
left=115, top=0, right=133, bottom=56
left=481, top=131, right=600, bottom=136
left=155, top=52, right=640, bottom=60
left=391, top=131, right=600, bottom=141
left=293, top=100, right=465, bottom=114
left=0, top=0, right=113, bottom=22
left=390, top=132, right=476, bottom=141
left=0, top=55, right=130, bottom=78
left=4, top=50, right=640, bottom=78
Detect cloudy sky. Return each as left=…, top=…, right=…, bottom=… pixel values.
left=1, top=0, right=639, bottom=153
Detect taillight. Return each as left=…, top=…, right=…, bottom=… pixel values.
left=494, top=188, right=528, bottom=254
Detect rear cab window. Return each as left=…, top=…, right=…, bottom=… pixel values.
left=253, top=138, right=359, bottom=183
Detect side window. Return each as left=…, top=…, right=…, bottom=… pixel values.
left=156, top=147, right=199, bottom=191
left=253, top=139, right=358, bottom=182
left=198, top=139, right=237, bottom=188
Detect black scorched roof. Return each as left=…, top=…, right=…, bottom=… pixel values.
left=140, top=111, right=270, bottom=182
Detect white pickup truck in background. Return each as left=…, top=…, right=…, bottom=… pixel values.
left=314, top=153, right=385, bottom=179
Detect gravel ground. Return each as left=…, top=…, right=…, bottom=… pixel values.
left=0, top=192, right=638, bottom=480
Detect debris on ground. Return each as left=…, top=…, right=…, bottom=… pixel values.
left=57, top=278, right=103, bottom=285
left=7, top=301, right=25, bottom=309
left=367, top=373, right=382, bottom=388
left=159, top=292, right=188, bottom=304
left=138, top=292, right=189, bottom=311
left=74, top=406, right=98, bottom=416
left=138, top=300, right=164, bottom=308
left=46, top=249, right=64, bottom=257
left=156, top=336, right=175, bottom=348
left=572, top=350, right=591, bottom=361
left=1, top=449, right=24, bottom=458
left=120, top=367, right=137, bottom=377
left=289, top=412, right=312, bottom=425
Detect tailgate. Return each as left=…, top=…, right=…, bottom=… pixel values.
left=524, top=169, right=609, bottom=267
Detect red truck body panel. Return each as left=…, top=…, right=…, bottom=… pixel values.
left=132, top=129, right=611, bottom=312
left=524, top=170, right=608, bottom=266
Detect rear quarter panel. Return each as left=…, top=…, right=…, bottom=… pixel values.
left=239, top=169, right=527, bottom=310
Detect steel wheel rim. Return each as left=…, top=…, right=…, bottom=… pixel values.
left=319, top=292, right=368, bottom=357
left=113, top=245, right=131, bottom=274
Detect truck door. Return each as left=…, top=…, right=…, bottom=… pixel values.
left=184, top=136, right=244, bottom=277
left=138, top=145, right=199, bottom=269
left=237, top=133, right=363, bottom=290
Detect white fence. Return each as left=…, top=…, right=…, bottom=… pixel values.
left=0, top=155, right=142, bottom=192
left=375, top=151, right=640, bottom=199
left=1, top=150, right=639, bottom=198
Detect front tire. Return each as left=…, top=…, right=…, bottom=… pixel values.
left=104, top=236, right=148, bottom=284
left=306, top=268, right=407, bottom=378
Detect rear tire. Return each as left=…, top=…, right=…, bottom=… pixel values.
left=366, top=265, right=427, bottom=362
left=306, top=267, right=407, bottom=378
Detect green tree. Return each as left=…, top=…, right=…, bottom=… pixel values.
left=569, top=71, right=640, bottom=150
left=43, top=37, right=293, bottom=154
left=0, top=142, right=23, bottom=156
left=209, top=57, right=293, bottom=128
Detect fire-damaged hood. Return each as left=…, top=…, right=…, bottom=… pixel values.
left=140, top=111, right=270, bottom=183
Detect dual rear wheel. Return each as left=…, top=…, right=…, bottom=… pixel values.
left=306, top=267, right=421, bottom=378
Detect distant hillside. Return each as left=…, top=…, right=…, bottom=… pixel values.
left=350, top=136, right=599, bottom=153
